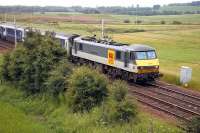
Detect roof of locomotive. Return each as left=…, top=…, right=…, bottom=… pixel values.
left=75, top=36, right=155, bottom=52
left=128, top=44, right=155, bottom=51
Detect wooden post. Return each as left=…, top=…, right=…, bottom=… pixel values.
left=101, top=19, right=104, bottom=39
left=14, top=16, right=17, bottom=48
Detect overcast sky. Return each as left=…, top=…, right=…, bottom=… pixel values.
left=0, top=0, right=194, bottom=7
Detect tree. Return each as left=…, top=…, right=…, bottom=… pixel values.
left=172, top=21, right=182, bottom=25
left=100, top=99, right=138, bottom=124
left=161, top=20, right=166, bottom=24
left=153, top=5, right=161, bottom=10
left=68, top=67, right=108, bottom=112
left=113, top=100, right=137, bottom=123
left=1, top=31, right=68, bottom=93
left=123, top=19, right=131, bottom=23
left=46, top=61, right=72, bottom=96
left=100, top=80, right=138, bottom=124
left=110, top=80, right=128, bottom=102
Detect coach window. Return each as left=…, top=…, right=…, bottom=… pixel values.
left=60, top=39, right=65, bottom=48
left=116, top=51, right=121, bottom=60
left=79, top=43, right=83, bottom=50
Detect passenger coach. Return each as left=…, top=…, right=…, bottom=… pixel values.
left=0, top=24, right=25, bottom=42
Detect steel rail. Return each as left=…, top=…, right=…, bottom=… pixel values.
left=149, top=83, right=200, bottom=101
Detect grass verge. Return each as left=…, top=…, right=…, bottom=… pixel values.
left=0, top=83, right=183, bottom=133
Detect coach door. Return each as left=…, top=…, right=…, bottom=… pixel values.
left=17, top=30, right=23, bottom=41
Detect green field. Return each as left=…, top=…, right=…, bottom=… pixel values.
left=1, top=12, right=200, bottom=24
left=0, top=83, right=182, bottom=133
left=0, top=101, right=51, bottom=133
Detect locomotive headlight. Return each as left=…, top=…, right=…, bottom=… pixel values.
left=155, top=66, right=159, bottom=69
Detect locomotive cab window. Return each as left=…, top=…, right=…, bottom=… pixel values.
left=116, top=51, right=121, bottom=60
left=135, top=51, right=157, bottom=60
left=147, top=51, right=156, bottom=59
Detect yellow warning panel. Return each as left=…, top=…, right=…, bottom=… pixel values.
left=107, top=49, right=115, bottom=65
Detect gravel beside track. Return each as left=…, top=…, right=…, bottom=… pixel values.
left=0, top=40, right=14, bottom=52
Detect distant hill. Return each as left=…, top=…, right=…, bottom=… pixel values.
left=160, top=5, right=200, bottom=13
left=169, top=1, right=200, bottom=6
left=0, top=1, right=200, bottom=16
left=160, top=1, right=200, bottom=13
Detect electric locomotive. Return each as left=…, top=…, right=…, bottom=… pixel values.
left=71, top=36, right=160, bottom=82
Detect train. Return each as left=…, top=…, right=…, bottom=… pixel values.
left=0, top=23, right=160, bottom=82
left=0, top=24, right=25, bottom=42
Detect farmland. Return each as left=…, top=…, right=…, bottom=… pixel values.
left=0, top=12, right=200, bottom=132
left=2, top=12, right=198, bottom=90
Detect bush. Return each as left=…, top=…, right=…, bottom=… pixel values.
left=135, top=20, right=142, bottom=24
left=106, top=28, right=145, bottom=34
left=172, top=21, right=182, bottom=25
left=113, top=101, right=137, bottom=123
left=68, top=67, right=108, bottom=112
left=100, top=80, right=137, bottom=124
left=101, top=100, right=137, bottom=124
left=161, top=20, right=166, bottom=24
left=46, top=61, right=72, bottom=96
left=1, top=53, right=13, bottom=81
left=186, top=116, right=200, bottom=133
left=110, top=80, right=128, bottom=102
left=123, top=19, right=131, bottom=23
left=1, top=46, right=27, bottom=82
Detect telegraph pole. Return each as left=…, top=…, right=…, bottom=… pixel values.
left=4, top=13, right=7, bottom=23
left=30, top=6, right=33, bottom=27
left=14, top=16, right=17, bottom=48
left=101, top=19, right=104, bottom=39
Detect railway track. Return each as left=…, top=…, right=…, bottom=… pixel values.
left=129, top=81, right=200, bottom=121
left=0, top=40, right=14, bottom=51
